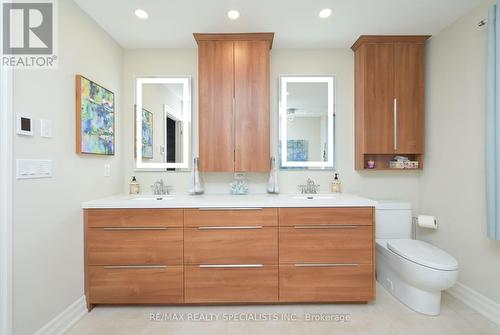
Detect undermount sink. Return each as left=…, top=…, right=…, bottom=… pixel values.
left=292, top=194, right=337, bottom=200
left=131, top=196, right=174, bottom=201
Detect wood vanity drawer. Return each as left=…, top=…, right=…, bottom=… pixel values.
left=279, top=207, right=373, bottom=227
left=185, top=265, right=278, bottom=303
left=88, top=265, right=183, bottom=304
left=87, top=228, right=183, bottom=265
left=279, top=225, right=372, bottom=264
left=279, top=264, right=374, bottom=302
left=184, top=208, right=278, bottom=227
left=85, top=209, right=183, bottom=228
left=184, top=227, right=277, bottom=265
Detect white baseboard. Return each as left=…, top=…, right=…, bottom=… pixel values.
left=34, top=296, right=87, bottom=335
left=447, top=282, right=500, bottom=326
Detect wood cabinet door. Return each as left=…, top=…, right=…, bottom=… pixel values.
left=363, top=43, right=395, bottom=154
left=184, top=227, right=278, bottom=265
left=198, top=40, right=235, bottom=172
left=234, top=40, right=270, bottom=172
left=185, top=265, right=278, bottom=303
left=394, top=43, right=425, bottom=154
left=279, top=226, right=373, bottom=264
left=88, top=266, right=183, bottom=304
left=279, top=264, right=374, bottom=302
left=87, top=228, right=183, bottom=266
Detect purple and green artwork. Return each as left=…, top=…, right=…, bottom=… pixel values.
left=78, top=76, right=115, bottom=155
left=141, top=109, right=153, bottom=159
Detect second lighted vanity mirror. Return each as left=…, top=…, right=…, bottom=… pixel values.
left=135, top=77, right=192, bottom=169
left=279, top=75, right=335, bottom=169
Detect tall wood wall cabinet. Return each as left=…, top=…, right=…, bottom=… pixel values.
left=352, top=35, right=430, bottom=170
left=194, top=33, right=274, bottom=172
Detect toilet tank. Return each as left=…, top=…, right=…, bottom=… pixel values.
left=376, top=201, right=412, bottom=239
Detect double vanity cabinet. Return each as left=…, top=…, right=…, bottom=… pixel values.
left=83, top=195, right=376, bottom=309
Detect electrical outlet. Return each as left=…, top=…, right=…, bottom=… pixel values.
left=104, top=164, right=111, bottom=177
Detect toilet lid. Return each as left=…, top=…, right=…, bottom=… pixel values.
left=387, top=239, right=458, bottom=271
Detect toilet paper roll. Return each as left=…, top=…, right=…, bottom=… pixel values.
left=417, top=215, right=438, bottom=229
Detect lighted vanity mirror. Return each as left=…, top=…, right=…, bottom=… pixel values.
left=135, top=77, right=192, bottom=170
left=279, top=75, right=335, bottom=169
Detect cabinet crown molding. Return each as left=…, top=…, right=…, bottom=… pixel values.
left=351, top=35, right=431, bottom=51
left=193, top=33, right=274, bottom=49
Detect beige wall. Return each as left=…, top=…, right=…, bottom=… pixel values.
left=123, top=48, right=420, bottom=204
left=420, top=0, right=500, bottom=303
left=12, top=0, right=124, bottom=334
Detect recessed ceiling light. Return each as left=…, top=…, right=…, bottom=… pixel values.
left=135, top=9, right=149, bottom=19
left=319, top=8, right=332, bottom=18
left=227, top=10, right=240, bottom=20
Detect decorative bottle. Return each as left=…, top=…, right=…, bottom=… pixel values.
left=331, top=173, right=341, bottom=193
left=190, top=157, right=204, bottom=195
left=267, top=157, right=279, bottom=194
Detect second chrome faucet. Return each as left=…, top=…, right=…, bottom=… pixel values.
left=298, top=178, right=320, bottom=194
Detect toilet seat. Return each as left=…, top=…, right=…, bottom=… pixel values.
left=387, top=239, right=458, bottom=271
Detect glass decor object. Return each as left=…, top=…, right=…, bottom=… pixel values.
left=189, top=157, right=204, bottom=195
left=267, top=157, right=279, bottom=194
left=230, top=173, right=249, bottom=195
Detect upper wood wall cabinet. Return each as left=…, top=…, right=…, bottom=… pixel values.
left=352, top=36, right=430, bottom=170
left=195, top=33, right=274, bottom=172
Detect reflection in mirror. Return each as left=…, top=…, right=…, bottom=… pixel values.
left=136, top=77, right=191, bottom=169
left=279, top=76, right=335, bottom=169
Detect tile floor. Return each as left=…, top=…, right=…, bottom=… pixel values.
left=68, top=284, right=500, bottom=335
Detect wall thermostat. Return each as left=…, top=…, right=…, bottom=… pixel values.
left=16, top=114, right=33, bottom=136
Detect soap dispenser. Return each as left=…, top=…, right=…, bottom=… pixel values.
left=129, top=176, right=140, bottom=195
left=331, top=173, right=341, bottom=193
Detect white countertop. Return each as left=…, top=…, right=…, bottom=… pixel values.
left=82, top=193, right=377, bottom=209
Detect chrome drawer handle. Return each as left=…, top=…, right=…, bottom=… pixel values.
left=198, top=208, right=263, bottom=211
left=199, top=264, right=264, bottom=268
left=294, top=263, right=358, bottom=268
left=103, top=265, right=168, bottom=269
left=198, top=226, right=263, bottom=230
left=293, top=225, right=358, bottom=229
left=102, top=227, right=168, bottom=231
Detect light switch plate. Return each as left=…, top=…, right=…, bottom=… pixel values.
left=40, top=119, right=53, bottom=138
left=16, top=159, right=52, bottom=179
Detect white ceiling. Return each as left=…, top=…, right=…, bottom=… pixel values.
left=74, top=0, right=484, bottom=49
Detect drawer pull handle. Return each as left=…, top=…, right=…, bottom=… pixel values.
left=102, top=227, right=168, bottom=231
left=293, top=225, right=358, bottom=229
left=199, top=264, right=264, bottom=268
left=198, top=208, right=263, bottom=211
left=103, top=265, right=168, bottom=269
left=198, top=226, right=263, bottom=230
left=294, top=263, right=358, bottom=268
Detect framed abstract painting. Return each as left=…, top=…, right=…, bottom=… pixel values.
left=76, top=75, right=115, bottom=155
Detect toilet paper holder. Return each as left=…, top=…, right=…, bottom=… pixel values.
left=412, top=215, right=438, bottom=239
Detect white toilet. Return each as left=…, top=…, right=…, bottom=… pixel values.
left=376, top=202, right=459, bottom=316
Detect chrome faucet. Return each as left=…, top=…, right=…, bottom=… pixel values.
left=298, top=178, right=320, bottom=194
left=151, top=179, right=170, bottom=196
